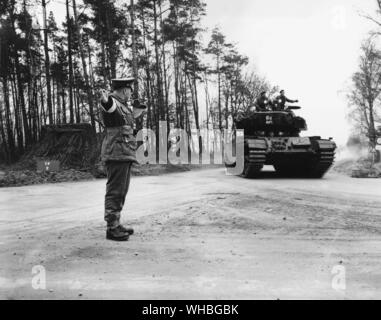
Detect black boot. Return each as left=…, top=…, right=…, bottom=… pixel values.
left=106, top=225, right=129, bottom=241
left=118, top=225, right=134, bottom=235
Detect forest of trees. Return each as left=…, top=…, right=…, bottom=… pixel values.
left=0, top=0, right=275, bottom=164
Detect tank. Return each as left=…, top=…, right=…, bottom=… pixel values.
left=227, top=106, right=337, bottom=178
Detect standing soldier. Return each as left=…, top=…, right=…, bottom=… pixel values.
left=274, top=90, right=298, bottom=110
left=99, top=77, right=146, bottom=241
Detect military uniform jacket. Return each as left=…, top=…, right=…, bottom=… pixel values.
left=100, top=94, right=137, bottom=163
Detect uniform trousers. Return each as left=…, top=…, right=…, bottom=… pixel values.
left=104, top=161, right=132, bottom=229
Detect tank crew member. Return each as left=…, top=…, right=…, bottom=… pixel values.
left=274, top=90, right=298, bottom=110
left=255, top=91, right=273, bottom=111
left=100, top=77, right=146, bottom=241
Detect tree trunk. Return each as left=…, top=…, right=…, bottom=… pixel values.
left=153, top=0, right=164, bottom=122
left=66, top=0, right=75, bottom=123
left=56, top=83, right=61, bottom=124
left=368, top=101, right=377, bottom=148
left=11, top=74, right=23, bottom=154
left=1, top=76, right=15, bottom=160
left=159, top=1, right=169, bottom=133
left=105, top=5, right=116, bottom=79
left=217, top=52, right=222, bottom=130
left=72, top=0, right=96, bottom=129
left=173, top=42, right=180, bottom=128
left=130, top=0, right=139, bottom=99
left=95, top=0, right=108, bottom=88
left=42, top=0, right=53, bottom=124
left=61, top=83, right=67, bottom=124
left=14, top=53, right=31, bottom=147
left=0, top=101, right=9, bottom=162
left=141, top=7, right=153, bottom=129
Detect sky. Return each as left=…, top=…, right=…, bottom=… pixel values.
left=42, top=0, right=379, bottom=146
left=203, top=0, right=378, bottom=145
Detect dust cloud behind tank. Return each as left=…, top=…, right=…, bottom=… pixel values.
left=227, top=106, right=337, bottom=178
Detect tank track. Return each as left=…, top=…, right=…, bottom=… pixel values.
left=242, top=139, right=267, bottom=178
left=274, top=148, right=336, bottom=178
left=307, top=148, right=336, bottom=178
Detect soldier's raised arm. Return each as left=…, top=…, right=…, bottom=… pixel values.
left=285, top=96, right=298, bottom=103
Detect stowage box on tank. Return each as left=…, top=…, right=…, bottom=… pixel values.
left=226, top=106, right=337, bottom=178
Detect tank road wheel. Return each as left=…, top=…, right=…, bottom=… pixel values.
left=241, top=139, right=267, bottom=179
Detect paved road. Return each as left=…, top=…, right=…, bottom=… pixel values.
left=1, top=167, right=381, bottom=299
